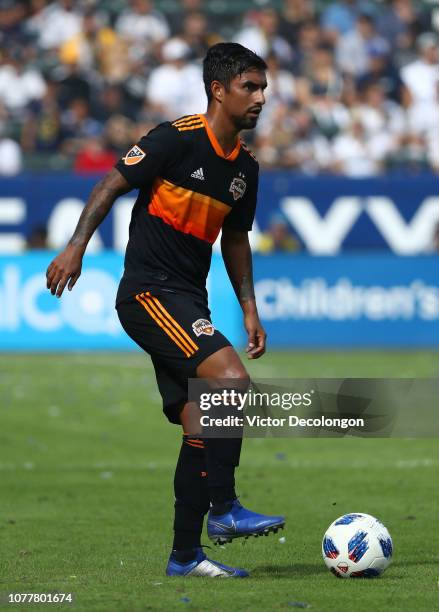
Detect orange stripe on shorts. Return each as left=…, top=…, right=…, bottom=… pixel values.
left=135, top=294, right=195, bottom=358
left=145, top=292, right=199, bottom=352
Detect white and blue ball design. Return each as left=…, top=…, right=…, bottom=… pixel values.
left=322, top=513, right=393, bottom=578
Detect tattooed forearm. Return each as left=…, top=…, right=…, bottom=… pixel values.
left=69, top=169, right=131, bottom=250
left=221, top=228, right=257, bottom=310
left=239, top=273, right=255, bottom=303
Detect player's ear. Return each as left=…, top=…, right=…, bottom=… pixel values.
left=211, top=80, right=224, bottom=103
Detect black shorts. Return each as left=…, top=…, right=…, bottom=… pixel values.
left=116, top=287, right=231, bottom=425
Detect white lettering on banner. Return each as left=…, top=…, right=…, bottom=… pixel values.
left=47, top=199, right=103, bottom=252
left=0, top=265, right=20, bottom=329
left=256, top=278, right=439, bottom=321
left=21, top=274, right=61, bottom=331
left=0, top=265, right=120, bottom=335
left=367, top=197, right=439, bottom=255
left=2, top=194, right=439, bottom=254
left=280, top=196, right=439, bottom=254
left=61, top=270, right=119, bottom=335
left=0, top=198, right=26, bottom=253
left=281, top=197, right=362, bottom=254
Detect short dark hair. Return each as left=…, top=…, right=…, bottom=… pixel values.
left=203, top=42, right=267, bottom=103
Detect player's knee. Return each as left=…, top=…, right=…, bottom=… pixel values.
left=214, top=364, right=250, bottom=388
left=226, top=368, right=250, bottom=387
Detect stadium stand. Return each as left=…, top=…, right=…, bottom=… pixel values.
left=0, top=0, right=439, bottom=175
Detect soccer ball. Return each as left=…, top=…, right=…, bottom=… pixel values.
left=322, top=513, right=393, bottom=578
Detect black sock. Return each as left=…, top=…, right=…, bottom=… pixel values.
left=203, top=437, right=242, bottom=515
left=172, top=436, right=210, bottom=553
left=172, top=548, right=201, bottom=563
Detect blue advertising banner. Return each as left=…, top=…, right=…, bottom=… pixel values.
left=0, top=253, right=239, bottom=351
left=1, top=174, right=439, bottom=254
left=253, top=254, right=439, bottom=347
left=0, top=252, right=128, bottom=350
left=258, top=173, right=439, bottom=254
left=1, top=253, right=439, bottom=350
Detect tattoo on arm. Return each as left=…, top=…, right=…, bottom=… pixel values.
left=239, top=273, right=255, bottom=303
left=221, top=229, right=256, bottom=307
left=69, top=169, right=130, bottom=250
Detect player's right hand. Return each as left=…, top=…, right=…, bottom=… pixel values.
left=46, top=244, right=84, bottom=298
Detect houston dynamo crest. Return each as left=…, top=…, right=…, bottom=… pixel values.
left=229, top=176, right=246, bottom=201
left=192, top=318, right=215, bottom=337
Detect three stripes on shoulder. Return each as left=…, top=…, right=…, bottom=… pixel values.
left=173, top=115, right=204, bottom=132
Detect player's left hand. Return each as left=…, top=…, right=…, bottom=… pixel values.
left=244, top=313, right=266, bottom=359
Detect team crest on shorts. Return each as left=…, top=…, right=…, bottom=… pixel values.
left=123, top=145, right=146, bottom=165
left=229, top=175, right=247, bottom=201
left=192, top=318, right=215, bottom=337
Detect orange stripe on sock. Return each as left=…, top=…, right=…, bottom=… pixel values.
left=187, top=441, right=205, bottom=449
left=187, top=438, right=204, bottom=447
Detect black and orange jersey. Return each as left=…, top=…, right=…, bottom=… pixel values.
left=115, top=113, right=259, bottom=304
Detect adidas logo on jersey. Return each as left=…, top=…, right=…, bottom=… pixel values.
left=191, top=167, right=205, bottom=180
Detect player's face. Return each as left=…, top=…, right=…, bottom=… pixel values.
left=225, top=69, right=267, bottom=130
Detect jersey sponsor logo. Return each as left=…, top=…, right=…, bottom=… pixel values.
left=123, top=145, right=146, bottom=165
left=191, top=167, right=205, bottom=181
left=229, top=175, right=246, bottom=201
left=192, top=318, right=215, bottom=337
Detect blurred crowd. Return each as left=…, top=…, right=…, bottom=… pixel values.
left=1, top=0, right=439, bottom=176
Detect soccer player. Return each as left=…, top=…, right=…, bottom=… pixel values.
left=46, top=43, right=285, bottom=578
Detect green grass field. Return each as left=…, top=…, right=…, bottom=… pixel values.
left=1, top=351, right=438, bottom=611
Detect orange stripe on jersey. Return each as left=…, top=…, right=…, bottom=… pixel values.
left=135, top=294, right=195, bottom=358
left=174, top=120, right=203, bottom=128
left=173, top=115, right=202, bottom=127
left=176, top=120, right=203, bottom=128
left=177, top=124, right=204, bottom=132
left=145, top=292, right=199, bottom=352
left=148, top=178, right=231, bottom=243
left=199, top=115, right=241, bottom=161
left=172, top=115, right=204, bottom=132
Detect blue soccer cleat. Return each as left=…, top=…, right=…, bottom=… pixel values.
left=207, top=499, right=285, bottom=544
left=166, top=547, right=249, bottom=577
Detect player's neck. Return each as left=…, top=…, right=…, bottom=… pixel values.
left=204, top=110, right=239, bottom=157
